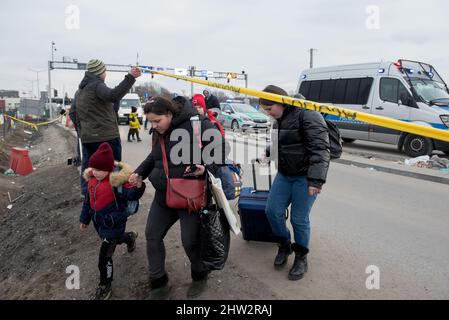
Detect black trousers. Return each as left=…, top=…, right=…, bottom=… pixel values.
left=98, top=232, right=133, bottom=285
left=145, top=196, right=208, bottom=284
left=127, top=129, right=140, bottom=141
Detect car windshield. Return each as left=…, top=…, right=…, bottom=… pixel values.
left=411, top=79, right=449, bottom=104
left=232, top=104, right=257, bottom=113
left=120, top=99, right=140, bottom=109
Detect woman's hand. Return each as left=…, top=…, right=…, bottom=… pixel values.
left=80, top=223, right=88, bottom=230
left=308, top=186, right=321, bottom=196
left=185, top=165, right=205, bottom=177
left=129, top=173, right=142, bottom=187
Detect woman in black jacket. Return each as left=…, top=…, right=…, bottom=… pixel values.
left=129, top=96, right=224, bottom=299
left=260, top=85, right=330, bottom=282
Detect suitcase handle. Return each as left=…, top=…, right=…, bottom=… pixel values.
left=251, top=158, right=272, bottom=191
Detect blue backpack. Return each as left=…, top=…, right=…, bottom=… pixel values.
left=216, top=161, right=243, bottom=200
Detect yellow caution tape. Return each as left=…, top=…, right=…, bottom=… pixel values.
left=4, top=114, right=64, bottom=131
left=138, top=67, right=449, bottom=143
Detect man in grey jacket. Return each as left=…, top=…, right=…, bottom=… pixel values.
left=76, top=59, right=141, bottom=196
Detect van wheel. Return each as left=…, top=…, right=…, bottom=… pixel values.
left=342, top=138, right=356, bottom=143
left=403, top=134, right=433, bottom=157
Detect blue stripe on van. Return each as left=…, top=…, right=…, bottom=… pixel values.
left=325, top=115, right=448, bottom=130
left=400, top=119, right=447, bottom=130
left=436, top=106, right=449, bottom=112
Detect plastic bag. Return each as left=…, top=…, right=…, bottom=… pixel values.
left=199, top=204, right=230, bottom=271
left=208, top=171, right=241, bottom=235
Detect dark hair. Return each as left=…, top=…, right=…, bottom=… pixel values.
left=131, top=106, right=137, bottom=113
left=259, top=84, right=288, bottom=106
left=143, top=96, right=180, bottom=116
left=172, top=95, right=187, bottom=109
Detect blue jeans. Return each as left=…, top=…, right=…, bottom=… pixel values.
left=80, top=138, right=122, bottom=196
left=265, top=173, right=317, bottom=249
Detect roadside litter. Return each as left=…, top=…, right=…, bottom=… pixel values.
left=404, top=155, right=430, bottom=166
left=404, top=155, right=449, bottom=169
left=429, top=155, right=449, bottom=169
left=4, top=168, right=17, bottom=176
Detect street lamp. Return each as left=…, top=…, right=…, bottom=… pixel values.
left=26, top=80, right=35, bottom=98
left=51, top=41, right=57, bottom=61
left=29, top=68, right=44, bottom=99
left=48, top=41, right=57, bottom=119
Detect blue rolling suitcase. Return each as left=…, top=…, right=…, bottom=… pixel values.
left=238, top=159, right=279, bottom=242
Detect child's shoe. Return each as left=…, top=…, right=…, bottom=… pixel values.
left=93, top=283, right=112, bottom=300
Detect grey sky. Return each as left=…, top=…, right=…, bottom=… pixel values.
left=1, top=0, right=449, bottom=98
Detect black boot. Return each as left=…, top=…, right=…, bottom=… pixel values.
left=288, top=244, right=309, bottom=281
left=126, top=231, right=138, bottom=253
left=148, top=274, right=172, bottom=300
left=274, top=242, right=292, bottom=268
left=187, top=270, right=209, bottom=299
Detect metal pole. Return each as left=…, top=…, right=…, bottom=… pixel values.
left=3, top=110, right=6, bottom=139
left=36, top=72, right=40, bottom=100
left=48, top=60, right=52, bottom=119
left=309, top=48, right=317, bottom=69
left=190, top=66, right=195, bottom=97
left=62, top=85, right=65, bottom=112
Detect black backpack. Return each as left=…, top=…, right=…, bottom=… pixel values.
left=324, top=118, right=343, bottom=160
left=293, top=93, right=342, bottom=160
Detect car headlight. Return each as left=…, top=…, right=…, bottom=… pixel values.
left=241, top=115, right=252, bottom=122
left=440, top=115, right=449, bottom=128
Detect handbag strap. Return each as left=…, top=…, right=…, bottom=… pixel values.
left=191, top=116, right=202, bottom=149
left=160, top=136, right=170, bottom=178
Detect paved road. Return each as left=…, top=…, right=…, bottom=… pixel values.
left=119, top=125, right=449, bottom=299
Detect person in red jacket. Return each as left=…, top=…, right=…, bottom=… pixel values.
left=80, top=142, right=146, bottom=299
left=191, top=93, right=225, bottom=137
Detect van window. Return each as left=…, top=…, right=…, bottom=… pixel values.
left=380, top=78, right=409, bottom=104
left=299, top=77, right=373, bottom=105
left=345, top=79, right=361, bottom=104
left=299, top=81, right=311, bottom=98
left=319, top=80, right=336, bottom=103
left=308, top=81, right=322, bottom=101
left=333, top=79, right=348, bottom=104
left=357, top=78, right=374, bottom=104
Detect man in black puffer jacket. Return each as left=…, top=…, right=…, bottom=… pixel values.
left=260, top=85, right=330, bottom=281
left=76, top=59, right=141, bottom=196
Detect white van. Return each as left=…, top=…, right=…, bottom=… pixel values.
left=296, top=59, right=449, bottom=157
left=118, top=93, right=143, bottom=125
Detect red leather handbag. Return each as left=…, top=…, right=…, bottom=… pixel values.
left=160, top=137, right=207, bottom=213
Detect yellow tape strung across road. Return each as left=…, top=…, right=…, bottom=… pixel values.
left=4, top=114, right=64, bottom=131
left=138, top=67, right=449, bottom=143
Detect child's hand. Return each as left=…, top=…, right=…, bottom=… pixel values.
left=80, top=223, right=88, bottom=230
left=136, top=180, right=143, bottom=188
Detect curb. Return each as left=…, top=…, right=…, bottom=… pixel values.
left=334, top=158, right=449, bottom=185
left=228, top=134, right=449, bottom=185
